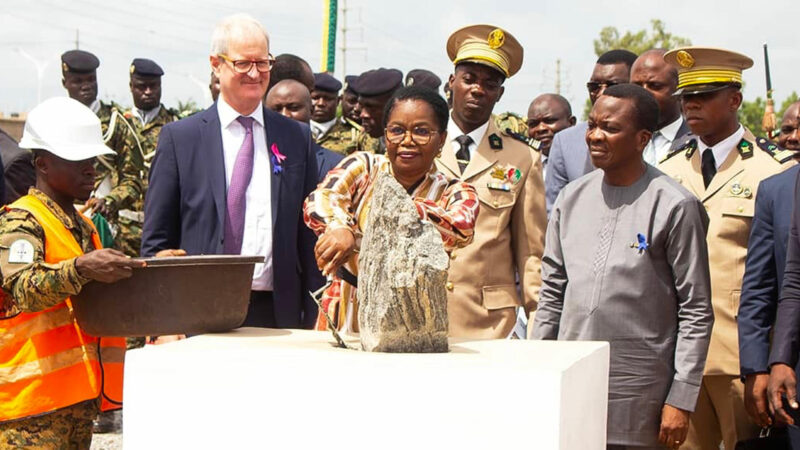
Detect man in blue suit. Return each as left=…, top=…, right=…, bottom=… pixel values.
left=739, top=101, right=800, bottom=427
left=142, top=14, right=323, bottom=329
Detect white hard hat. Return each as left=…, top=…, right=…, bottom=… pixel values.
left=19, top=97, right=115, bottom=161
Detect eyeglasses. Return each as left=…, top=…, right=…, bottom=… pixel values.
left=586, top=81, right=619, bottom=94
left=218, top=54, right=275, bottom=74
left=384, top=125, right=439, bottom=145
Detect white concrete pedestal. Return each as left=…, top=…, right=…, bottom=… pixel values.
left=123, top=328, right=609, bottom=450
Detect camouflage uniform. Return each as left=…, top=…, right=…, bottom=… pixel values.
left=356, top=130, right=385, bottom=154
left=117, top=104, right=180, bottom=257
left=0, top=400, right=97, bottom=450
left=0, top=189, right=98, bottom=449
left=94, top=101, right=144, bottom=257
left=315, top=117, right=361, bottom=155
left=494, top=111, right=528, bottom=135
left=0, top=188, right=94, bottom=317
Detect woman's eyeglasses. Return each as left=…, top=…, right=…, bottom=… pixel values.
left=385, top=126, right=439, bottom=145
left=218, top=54, right=275, bottom=74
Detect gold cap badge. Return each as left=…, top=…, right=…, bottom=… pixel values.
left=487, top=29, right=505, bottom=49
left=129, top=64, right=135, bottom=74
left=676, top=50, right=695, bottom=68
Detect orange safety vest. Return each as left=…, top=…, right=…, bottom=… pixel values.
left=0, top=194, right=125, bottom=422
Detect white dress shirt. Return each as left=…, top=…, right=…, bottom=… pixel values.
left=447, top=116, right=489, bottom=161
left=89, top=99, right=101, bottom=114
left=132, top=105, right=161, bottom=126
left=217, top=94, right=274, bottom=291
left=697, top=124, right=745, bottom=170
left=644, top=116, right=684, bottom=166
left=310, top=117, right=337, bottom=139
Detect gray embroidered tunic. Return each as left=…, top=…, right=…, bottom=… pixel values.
left=532, top=165, right=714, bottom=446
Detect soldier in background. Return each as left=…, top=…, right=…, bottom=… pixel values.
left=120, top=58, right=179, bottom=257
left=352, top=68, right=403, bottom=154
left=60, top=50, right=143, bottom=247
left=310, top=73, right=359, bottom=155
left=341, top=75, right=360, bottom=124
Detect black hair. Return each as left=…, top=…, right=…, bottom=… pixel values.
left=383, top=85, right=449, bottom=131
left=269, top=54, right=314, bottom=92
left=602, top=83, right=660, bottom=132
left=596, top=49, right=638, bottom=69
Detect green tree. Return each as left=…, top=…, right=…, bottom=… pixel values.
left=738, top=91, right=799, bottom=137
left=593, top=19, right=692, bottom=57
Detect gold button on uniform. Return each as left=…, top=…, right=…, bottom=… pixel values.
left=737, top=206, right=744, bottom=213
left=450, top=252, right=457, bottom=260
left=446, top=282, right=454, bottom=291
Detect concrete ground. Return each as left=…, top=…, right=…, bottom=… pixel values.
left=91, top=432, right=122, bottom=450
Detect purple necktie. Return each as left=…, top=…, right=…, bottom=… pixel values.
left=223, top=116, right=255, bottom=254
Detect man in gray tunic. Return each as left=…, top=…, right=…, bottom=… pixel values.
left=532, top=84, right=714, bottom=449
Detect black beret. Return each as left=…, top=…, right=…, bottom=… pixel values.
left=313, top=72, right=342, bottom=93
left=130, top=58, right=164, bottom=77
left=405, top=69, right=442, bottom=90
left=61, top=50, right=99, bottom=74
left=344, top=75, right=358, bottom=94
left=352, top=68, right=403, bottom=97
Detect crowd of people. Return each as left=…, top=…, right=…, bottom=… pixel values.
left=1, top=11, right=800, bottom=450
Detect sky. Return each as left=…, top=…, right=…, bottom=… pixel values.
left=1, top=0, right=799, bottom=117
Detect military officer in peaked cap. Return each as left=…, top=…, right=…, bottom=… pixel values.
left=310, top=73, right=359, bottom=155
left=658, top=47, right=796, bottom=450
left=437, top=24, right=546, bottom=339
left=352, top=67, right=403, bottom=154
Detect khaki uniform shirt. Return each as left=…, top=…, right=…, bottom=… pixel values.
left=436, top=120, right=547, bottom=339
left=659, top=128, right=796, bottom=375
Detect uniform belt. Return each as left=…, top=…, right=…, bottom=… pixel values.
left=118, top=209, right=144, bottom=223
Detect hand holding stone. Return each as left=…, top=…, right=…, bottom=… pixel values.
left=315, top=227, right=356, bottom=277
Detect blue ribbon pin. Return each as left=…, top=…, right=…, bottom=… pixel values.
left=636, top=233, right=649, bottom=252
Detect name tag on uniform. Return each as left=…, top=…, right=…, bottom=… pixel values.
left=8, top=239, right=34, bottom=264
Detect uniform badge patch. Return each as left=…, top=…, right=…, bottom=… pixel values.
left=488, top=133, right=503, bottom=150
left=8, top=239, right=34, bottom=264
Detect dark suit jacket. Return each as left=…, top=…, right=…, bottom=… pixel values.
left=769, top=169, right=800, bottom=372
left=316, top=146, right=343, bottom=182
left=740, top=165, right=800, bottom=375
left=141, top=104, right=324, bottom=328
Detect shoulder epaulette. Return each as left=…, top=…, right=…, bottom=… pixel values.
left=660, top=137, right=697, bottom=164
left=756, top=137, right=795, bottom=164
left=502, top=128, right=541, bottom=151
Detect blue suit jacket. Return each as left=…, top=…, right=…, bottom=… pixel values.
left=141, top=104, right=324, bottom=328
left=316, top=146, right=344, bottom=182
left=544, top=122, right=591, bottom=215
left=739, top=165, right=800, bottom=375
